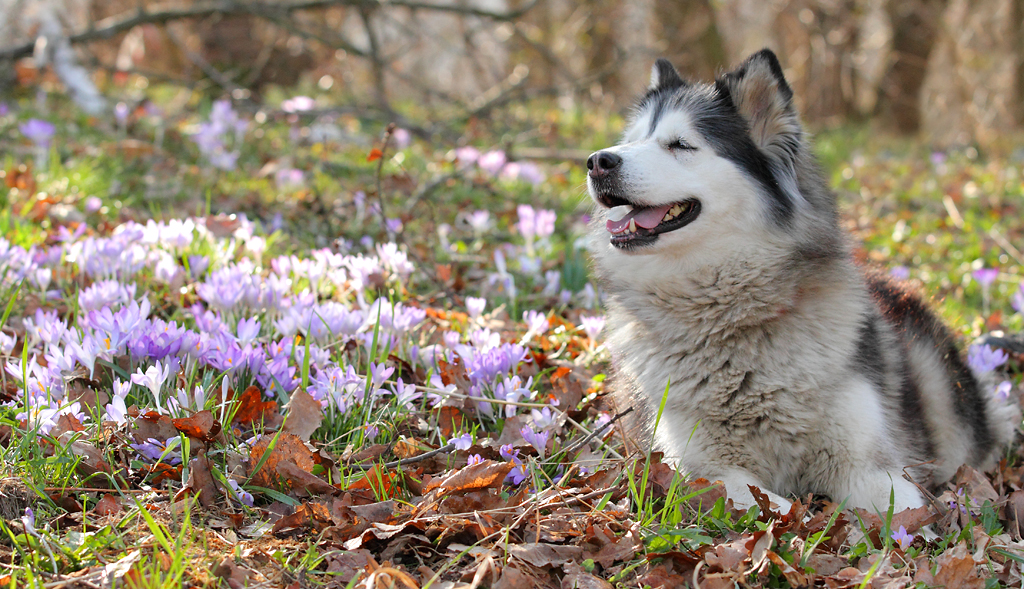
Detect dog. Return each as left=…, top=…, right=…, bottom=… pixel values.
left=586, top=49, right=1019, bottom=512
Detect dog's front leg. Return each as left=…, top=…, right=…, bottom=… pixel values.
left=714, top=469, right=792, bottom=513
left=836, top=469, right=926, bottom=513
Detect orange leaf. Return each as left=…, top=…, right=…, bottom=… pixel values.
left=233, top=386, right=278, bottom=425
left=172, top=410, right=220, bottom=442
left=367, top=148, right=383, bottom=162
left=349, top=465, right=400, bottom=499
left=423, top=460, right=514, bottom=497
left=93, top=493, right=121, bottom=515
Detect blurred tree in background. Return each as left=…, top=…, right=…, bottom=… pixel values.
left=0, top=0, right=1021, bottom=147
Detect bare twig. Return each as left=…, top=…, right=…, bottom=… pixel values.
left=374, top=123, right=395, bottom=241
left=558, top=407, right=633, bottom=457
left=347, top=442, right=454, bottom=470
left=0, top=0, right=540, bottom=61
left=163, top=25, right=245, bottom=96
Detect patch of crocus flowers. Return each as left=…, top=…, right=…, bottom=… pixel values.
left=1, top=200, right=610, bottom=500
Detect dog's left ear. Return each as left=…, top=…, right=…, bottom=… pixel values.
left=719, top=49, right=802, bottom=163
left=649, top=58, right=684, bottom=91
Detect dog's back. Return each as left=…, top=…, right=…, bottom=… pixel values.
left=865, top=273, right=1018, bottom=484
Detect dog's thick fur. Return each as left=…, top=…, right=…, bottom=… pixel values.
left=586, top=49, right=1019, bottom=511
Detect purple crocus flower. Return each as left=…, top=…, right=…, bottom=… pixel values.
left=454, top=146, right=480, bottom=167
left=392, top=128, right=411, bottom=149
left=520, top=426, right=549, bottom=457
left=890, top=525, right=913, bottom=550
left=530, top=406, right=558, bottom=430
left=579, top=315, right=606, bottom=340
left=467, top=454, right=484, bottom=466
left=236, top=317, right=261, bottom=346
left=368, top=362, right=395, bottom=391
left=465, top=343, right=528, bottom=387
left=967, top=344, right=1008, bottom=373
left=523, top=310, right=549, bottom=335
left=390, top=378, right=422, bottom=410
left=516, top=205, right=557, bottom=242
left=275, top=168, right=304, bottom=190
left=450, top=432, right=474, bottom=450
left=1012, top=284, right=1024, bottom=314
left=889, top=266, right=910, bottom=281
left=466, top=297, right=486, bottom=319
left=995, top=381, right=1013, bottom=402
left=114, top=102, right=130, bottom=125
left=20, top=119, right=55, bottom=148
left=477, top=150, right=507, bottom=175
left=130, top=361, right=171, bottom=406
left=282, top=96, right=316, bottom=113
left=364, top=424, right=379, bottom=442
left=84, top=196, right=102, bottom=213
left=973, top=267, right=999, bottom=287
left=131, top=437, right=181, bottom=464
left=21, top=507, right=37, bottom=536
left=466, top=211, right=490, bottom=233
left=515, top=162, right=545, bottom=186
left=228, top=479, right=254, bottom=506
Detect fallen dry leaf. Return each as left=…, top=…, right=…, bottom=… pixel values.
left=276, top=460, right=337, bottom=496
left=282, top=388, right=323, bottom=442
left=1006, top=489, right=1024, bottom=538
left=232, top=386, right=280, bottom=426
left=172, top=410, right=220, bottom=442
left=561, top=561, right=613, bottom=589
left=93, top=493, right=121, bottom=516
left=213, top=557, right=251, bottom=589
left=248, top=433, right=316, bottom=490
left=914, top=541, right=984, bottom=589
left=423, top=460, right=514, bottom=497
left=176, top=453, right=219, bottom=508
left=134, top=411, right=179, bottom=443
left=272, top=501, right=333, bottom=534
left=506, top=543, right=583, bottom=568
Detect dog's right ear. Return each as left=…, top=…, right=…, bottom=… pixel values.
left=649, top=58, right=684, bottom=91
left=719, top=49, right=802, bottom=166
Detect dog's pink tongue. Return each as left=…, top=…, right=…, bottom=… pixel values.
left=634, top=205, right=671, bottom=229
left=605, top=205, right=672, bottom=234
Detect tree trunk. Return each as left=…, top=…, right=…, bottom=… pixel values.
left=876, top=0, right=947, bottom=133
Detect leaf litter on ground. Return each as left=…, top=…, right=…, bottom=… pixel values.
left=0, top=94, right=1023, bottom=588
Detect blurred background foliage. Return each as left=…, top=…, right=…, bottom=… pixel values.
left=1, top=0, right=1022, bottom=149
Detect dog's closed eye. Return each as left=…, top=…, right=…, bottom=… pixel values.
left=666, top=139, right=697, bottom=151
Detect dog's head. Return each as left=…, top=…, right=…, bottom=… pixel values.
left=588, top=50, right=837, bottom=286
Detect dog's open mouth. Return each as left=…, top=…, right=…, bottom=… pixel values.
left=604, top=199, right=701, bottom=247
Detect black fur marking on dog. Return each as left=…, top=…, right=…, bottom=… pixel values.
left=694, top=85, right=796, bottom=225
left=867, top=275, right=994, bottom=464
left=853, top=315, right=886, bottom=393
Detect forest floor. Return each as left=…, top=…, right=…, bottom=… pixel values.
left=0, top=84, right=1023, bottom=588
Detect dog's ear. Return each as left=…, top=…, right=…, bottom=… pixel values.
left=719, top=49, right=802, bottom=163
left=649, top=58, right=684, bottom=91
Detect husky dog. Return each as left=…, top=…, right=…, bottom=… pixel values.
left=586, top=49, right=1019, bottom=511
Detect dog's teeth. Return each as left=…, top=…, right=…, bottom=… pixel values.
left=670, top=204, right=682, bottom=216
left=607, top=205, right=633, bottom=222
left=628, top=218, right=637, bottom=233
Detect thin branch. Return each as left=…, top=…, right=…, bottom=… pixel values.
left=0, top=0, right=539, bottom=61
left=347, top=442, right=455, bottom=470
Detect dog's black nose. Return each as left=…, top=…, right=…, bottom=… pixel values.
left=587, top=151, right=622, bottom=177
